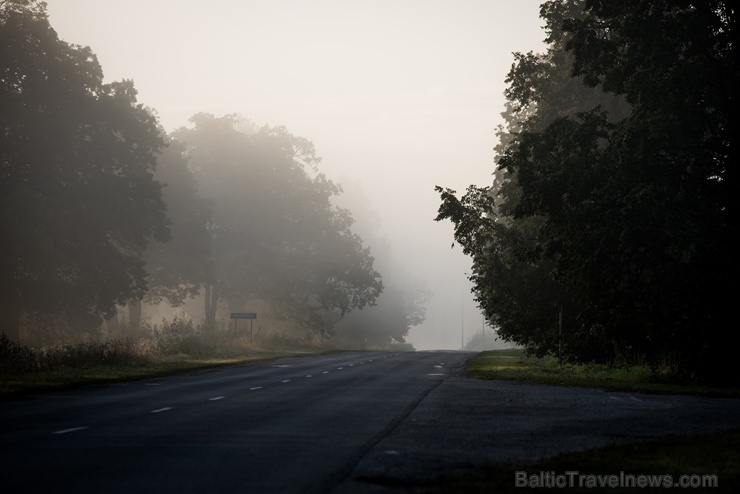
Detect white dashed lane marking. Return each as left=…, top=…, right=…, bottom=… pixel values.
left=209, top=396, right=225, bottom=401
left=52, top=427, right=89, bottom=435
left=151, top=407, right=173, bottom=414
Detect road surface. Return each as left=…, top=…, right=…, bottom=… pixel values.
left=2, top=350, right=739, bottom=493
left=1, top=351, right=461, bottom=493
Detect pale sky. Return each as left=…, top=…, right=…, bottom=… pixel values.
left=46, top=0, right=546, bottom=350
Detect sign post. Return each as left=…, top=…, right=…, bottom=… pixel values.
left=230, top=312, right=257, bottom=340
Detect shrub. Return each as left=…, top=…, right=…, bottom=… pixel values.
left=0, top=333, right=38, bottom=373
left=151, top=317, right=210, bottom=356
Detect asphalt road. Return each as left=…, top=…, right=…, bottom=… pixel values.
left=1, top=351, right=464, bottom=494
left=2, top=350, right=740, bottom=494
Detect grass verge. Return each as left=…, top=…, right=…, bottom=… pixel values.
left=427, top=349, right=740, bottom=493
left=0, top=345, right=335, bottom=398
left=466, top=348, right=740, bottom=397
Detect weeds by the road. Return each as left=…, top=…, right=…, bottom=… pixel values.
left=0, top=320, right=338, bottom=397
left=467, top=349, right=740, bottom=398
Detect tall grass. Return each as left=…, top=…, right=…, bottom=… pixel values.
left=2, top=318, right=219, bottom=375
left=1, top=317, right=342, bottom=379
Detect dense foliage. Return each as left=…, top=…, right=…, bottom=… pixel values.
left=437, top=0, right=738, bottom=382
left=1, top=0, right=169, bottom=342
left=1, top=0, right=393, bottom=345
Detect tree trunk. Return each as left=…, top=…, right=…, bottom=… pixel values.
left=204, top=283, right=220, bottom=330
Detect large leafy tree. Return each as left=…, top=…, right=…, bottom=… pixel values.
left=547, top=0, right=737, bottom=379
left=437, top=0, right=624, bottom=362
left=0, top=0, right=169, bottom=341
left=172, top=114, right=382, bottom=334
left=438, top=0, right=738, bottom=381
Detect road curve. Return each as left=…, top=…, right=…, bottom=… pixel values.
left=0, top=351, right=465, bottom=494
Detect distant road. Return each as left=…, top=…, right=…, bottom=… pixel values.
left=3, top=351, right=740, bottom=494
left=0, top=351, right=467, bottom=494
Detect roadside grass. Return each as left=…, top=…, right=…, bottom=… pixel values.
left=0, top=330, right=339, bottom=398
left=0, top=348, right=335, bottom=397
left=431, top=429, right=740, bottom=493
left=466, top=348, right=740, bottom=398
left=427, top=349, right=740, bottom=493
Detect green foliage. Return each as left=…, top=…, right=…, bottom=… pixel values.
left=142, top=139, right=213, bottom=309
left=0, top=318, right=212, bottom=375
left=467, top=350, right=739, bottom=397
left=0, top=333, right=37, bottom=373
left=0, top=333, right=148, bottom=374
left=33, top=339, right=146, bottom=370
left=436, top=0, right=738, bottom=382
left=150, top=317, right=209, bottom=356
left=1, top=0, right=169, bottom=341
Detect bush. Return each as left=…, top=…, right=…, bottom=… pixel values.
left=0, top=333, right=38, bottom=373
left=151, top=317, right=210, bottom=356
left=34, top=339, right=147, bottom=370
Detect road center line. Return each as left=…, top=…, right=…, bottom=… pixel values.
left=52, top=427, right=89, bottom=435
left=151, top=407, right=173, bottom=414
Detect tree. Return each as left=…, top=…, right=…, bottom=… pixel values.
left=437, top=0, right=623, bottom=362
left=118, top=138, right=214, bottom=330
left=1, top=0, right=169, bottom=342
left=438, top=0, right=738, bottom=381
left=172, top=114, right=382, bottom=335
left=550, top=0, right=738, bottom=379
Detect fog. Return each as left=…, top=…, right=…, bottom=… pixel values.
left=46, top=0, right=546, bottom=350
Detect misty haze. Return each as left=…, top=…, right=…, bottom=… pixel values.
left=2, top=1, right=739, bottom=493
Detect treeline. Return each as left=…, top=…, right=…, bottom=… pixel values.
left=437, top=0, right=737, bottom=382
left=1, top=1, right=422, bottom=347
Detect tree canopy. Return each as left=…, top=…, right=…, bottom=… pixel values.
left=1, top=0, right=169, bottom=341
left=2, top=1, right=386, bottom=345
left=437, top=0, right=738, bottom=382
left=172, top=114, right=383, bottom=336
